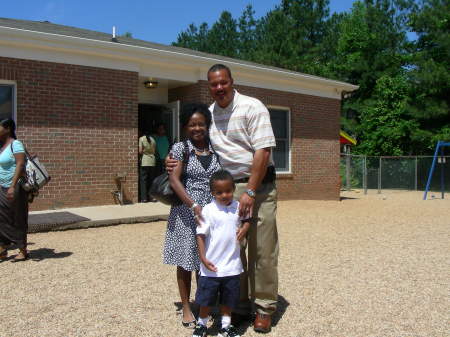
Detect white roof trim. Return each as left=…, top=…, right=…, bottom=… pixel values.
left=0, top=25, right=359, bottom=98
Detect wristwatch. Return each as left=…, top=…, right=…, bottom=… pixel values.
left=245, top=189, right=256, bottom=198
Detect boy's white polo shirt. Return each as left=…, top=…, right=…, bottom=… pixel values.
left=196, top=200, right=243, bottom=278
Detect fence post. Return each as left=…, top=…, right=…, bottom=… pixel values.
left=415, top=156, right=418, bottom=191
left=378, top=157, right=382, bottom=194
left=441, top=148, right=445, bottom=199
left=364, top=156, right=368, bottom=195
left=346, top=154, right=351, bottom=191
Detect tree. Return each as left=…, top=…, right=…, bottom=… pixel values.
left=407, top=0, right=450, bottom=153
left=119, top=31, right=133, bottom=38
left=356, top=75, right=418, bottom=155
left=253, top=0, right=331, bottom=74
left=331, top=0, right=413, bottom=153
left=237, top=5, right=258, bottom=60
left=206, top=11, right=239, bottom=57
left=173, top=22, right=210, bottom=52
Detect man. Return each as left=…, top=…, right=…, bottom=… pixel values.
left=168, top=64, right=279, bottom=333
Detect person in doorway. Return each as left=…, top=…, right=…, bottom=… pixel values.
left=167, top=64, right=278, bottom=333
left=163, top=103, right=221, bottom=329
left=0, top=118, right=29, bottom=262
left=138, top=131, right=157, bottom=203
left=193, top=170, right=249, bottom=337
left=153, top=123, right=170, bottom=175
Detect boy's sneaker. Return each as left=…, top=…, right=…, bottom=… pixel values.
left=218, top=325, right=240, bottom=337
left=192, top=323, right=207, bottom=337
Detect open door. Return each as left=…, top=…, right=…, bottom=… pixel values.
left=164, top=101, right=180, bottom=143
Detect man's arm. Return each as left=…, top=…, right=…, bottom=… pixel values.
left=165, top=155, right=178, bottom=173
left=247, top=147, right=271, bottom=192
left=239, top=147, right=271, bottom=218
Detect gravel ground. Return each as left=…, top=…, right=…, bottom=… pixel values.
left=1, top=190, right=448, bottom=337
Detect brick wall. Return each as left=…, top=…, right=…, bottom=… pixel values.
left=170, top=81, right=341, bottom=200
left=0, top=57, right=139, bottom=210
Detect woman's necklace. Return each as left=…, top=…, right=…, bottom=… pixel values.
left=193, top=145, right=209, bottom=156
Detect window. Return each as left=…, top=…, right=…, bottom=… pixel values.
left=269, top=107, right=291, bottom=173
left=0, top=83, right=15, bottom=121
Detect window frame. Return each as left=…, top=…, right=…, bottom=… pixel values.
left=268, top=105, right=292, bottom=174
left=0, top=80, right=17, bottom=122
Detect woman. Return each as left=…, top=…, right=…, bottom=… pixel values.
left=138, top=130, right=157, bottom=202
left=163, top=103, right=221, bottom=328
left=153, top=123, right=170, bottom=175
left=0, top=118, right=29, bottom=262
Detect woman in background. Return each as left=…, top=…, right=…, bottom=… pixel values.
left=0, top=118, right=29, bottom=261
left=138, top=130, right=157, bottom=203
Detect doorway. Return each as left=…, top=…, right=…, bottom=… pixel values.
left=138, top=102, right=180, bottom=202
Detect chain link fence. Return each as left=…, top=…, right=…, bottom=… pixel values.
left=340, top=154, right=450, bottom=194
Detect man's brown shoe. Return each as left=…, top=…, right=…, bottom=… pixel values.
left=253, top=313, right=271, bottom=333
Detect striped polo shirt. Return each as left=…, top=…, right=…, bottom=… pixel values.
left=209, top=90, right=276, bottom=179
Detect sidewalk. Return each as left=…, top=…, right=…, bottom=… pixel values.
left=28, top=202, right=171, bottom=232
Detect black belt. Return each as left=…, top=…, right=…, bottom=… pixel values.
left=235, top=166, right=276, bottom=184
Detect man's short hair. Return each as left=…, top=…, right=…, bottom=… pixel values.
left=207, top=64, right=233, bottom=80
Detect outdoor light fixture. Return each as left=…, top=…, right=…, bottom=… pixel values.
left=144, top=79, right=158, bottom=89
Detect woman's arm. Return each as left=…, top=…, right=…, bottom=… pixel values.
left=8, top=152, right=26, bottom=200
left=169, top=159, right=194, bottom=207
left=169, top=158, right=204, bottom=222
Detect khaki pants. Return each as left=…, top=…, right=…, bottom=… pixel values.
left=234, top=181, right=279, bottom=315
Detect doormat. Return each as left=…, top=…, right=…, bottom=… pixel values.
left=29, top=212, right=90, bottom=232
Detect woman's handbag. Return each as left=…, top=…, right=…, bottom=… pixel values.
left=11, top=143, right=51, bottom=193
left=149, top=141, right=189, bottom=206
left=149, top=172, right=180, bottom=206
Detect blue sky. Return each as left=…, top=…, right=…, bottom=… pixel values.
left=2, top=0, right=357, bottom=45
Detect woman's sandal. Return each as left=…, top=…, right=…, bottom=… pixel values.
left=0, top=246, right=7, bottom=260
left=13, top=248, right=28, bottom=262
left=181, top=319, right=197, bottom=329
left=181, top=310, right=197, bottom=329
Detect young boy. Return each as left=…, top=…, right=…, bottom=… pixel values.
left=193, top=170, right=250, bottom=337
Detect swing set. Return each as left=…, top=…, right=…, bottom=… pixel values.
left=423, top=141, right=450, bottom=200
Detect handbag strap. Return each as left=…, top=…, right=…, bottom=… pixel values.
left=180, top=140, right=191, bottom=176
left=182, top=140, right=190, bottom=165
left=207, top=138, right=222, bottom=168
left=10, top=140, right=31, bottom=159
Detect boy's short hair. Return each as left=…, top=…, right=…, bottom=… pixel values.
left=210, top=169, right=235, bottom=191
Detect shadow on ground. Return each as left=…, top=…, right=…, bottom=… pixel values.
left=1, top=243, right=72, bottom=262
left=29, top=248, right=73, bottom=261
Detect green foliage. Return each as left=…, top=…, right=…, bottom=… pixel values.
left=355, top=75, right=418, bottom=155
left=407, top=0, right=450, bottom=153
left=119, top=31, right=133, bottom=38
left=253, top=0, right=332, bottom=74
left=237, top=5, right=258, bottom=60
left=172, top=0, right=449, bottom=156
left=206, top=11, right=239, bottom=58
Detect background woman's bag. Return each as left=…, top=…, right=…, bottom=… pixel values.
left=22, top=150, right=51, bottom=192
left=149, top=141, right=189, bottom=206
left=11, top=143, right=51, bottom=193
